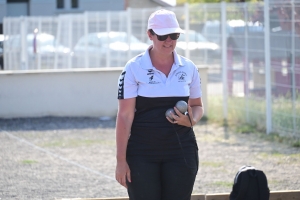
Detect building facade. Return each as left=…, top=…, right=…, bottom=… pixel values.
left=0, top=0, right=174, bottom=34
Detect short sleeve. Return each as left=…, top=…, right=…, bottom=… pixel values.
left=117, top=64, right=138, bottom=99
left=189, top=67, right=202, bottom=98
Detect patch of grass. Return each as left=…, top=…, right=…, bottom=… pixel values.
left=201, top=161, right=223, bottom=168
left=259, top=152, right=285, bottom=158
left=267, top=179, right=280, bottom=185
left=257, top=131, right=300, bottom=148
left=197, top=132, right=234, bottom=143
left=43, top=141, right=65, bottom=147
left=22, top=160, right=38, bottom=164
left=258, top=152, right=300, bottom=164
left=235, top=124, right=257, bottom=134
left=261, top=132, right=285, bottom=143
left=206, top=95, right=300, bottom=145
left=217, top=120, right=300, bottom=148
left=212, top=181, right=233, bottom=187
left=41, top=139, right=114, bottom=147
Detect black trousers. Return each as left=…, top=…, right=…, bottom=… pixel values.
left=126, top=149, right=198, bottom=200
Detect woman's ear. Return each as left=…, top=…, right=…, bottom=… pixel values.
left=147, top=30, right=153, bottom=41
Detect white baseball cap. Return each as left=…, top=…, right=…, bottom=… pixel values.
left=147, top=9, right=184, bottom=35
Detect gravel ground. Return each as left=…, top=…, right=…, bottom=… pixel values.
left=0, top=117, right=299, bottom=200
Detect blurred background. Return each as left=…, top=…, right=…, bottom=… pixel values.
left=0, top=0, right=299, bottom=142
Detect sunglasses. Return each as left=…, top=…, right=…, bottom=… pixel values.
left=150, top=29, right=180, bottom=41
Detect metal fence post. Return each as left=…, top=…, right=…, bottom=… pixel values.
left=221, top=1, right=228, bottom=120
left=20, top=17, right=28, bottom=70
left=3, top=17, right=8, bottom=70
left=204, top=4, right=208, bottom=65
left=96, top=12, right=101, bottom=68
left=127, top=7, right=132, bottom=63
left=291, top=0, right=296, bottom=136
left=84, top=12, right=89, bottom=68
left=54, top=16, right=61, bottom=69
left=244, top=2, right=249, bottom=122
left=3, top=18, right=6, bottom=69
left=37, top=17, right=42, bottom=70
left=264, top=0, right=272, bottom=134
left=141, top=9, right=147, bottom=43
left=106, top=11, right=111, bottom=68
left=184, top=3, right=190, bottom=59
left=68, top=15, right=73, bottom=69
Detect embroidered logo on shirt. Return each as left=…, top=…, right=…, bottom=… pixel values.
left=147, top=69, right=154, bottom=75
left=148, top=76, right=160, bottom=84
left=147, top=69, right=160, bottom=84
left=175, top=71, right=187, bottom=82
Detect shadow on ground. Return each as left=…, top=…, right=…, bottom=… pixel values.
left=0, top=117, right=116, bottom=131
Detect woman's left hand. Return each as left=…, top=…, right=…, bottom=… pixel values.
left=166, top=106, right=194, bottom=127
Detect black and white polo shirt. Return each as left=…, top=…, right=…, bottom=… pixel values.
left=117, top=46, right=202, bottom=155
left=118, top=46, right=202, bottom=100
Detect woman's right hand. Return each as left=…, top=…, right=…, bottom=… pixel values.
left=115, top=98, right=135, bottom=188
left=115, top=160, right=131, bottom=188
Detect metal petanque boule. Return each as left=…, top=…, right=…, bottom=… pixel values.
left=175, top=100, right=188, bottom=114
left=165, top=108, right=176, bottom=120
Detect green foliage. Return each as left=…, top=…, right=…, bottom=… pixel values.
left=176, top=0, right=262, bottom=24
left=177, top=0, right=259, bottom=5
left=293, top=140, right=300, bottom=148
left=200, top=115, right=208, bottom=122
left=177, top=0, right=227, bottom=4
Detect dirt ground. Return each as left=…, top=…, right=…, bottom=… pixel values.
left=0, top=117, right=299, bottom=200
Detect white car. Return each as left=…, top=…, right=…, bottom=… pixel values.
left=5, top=33, right=70, bottom=55
left=72, top=31, right=149, bottom=68
left=4, top=33, right=70, bottom=70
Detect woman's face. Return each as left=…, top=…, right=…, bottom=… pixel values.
left=148, top=30, right=178, bottom=54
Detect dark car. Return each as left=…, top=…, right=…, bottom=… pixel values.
left=0, top=34, right=3, bottom=70
left=175, top=30, right=220, bottom=64
left=201, top=20, right=263, bottom=46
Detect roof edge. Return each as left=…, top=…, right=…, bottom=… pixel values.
left=151, top=0, right=176, bottom=7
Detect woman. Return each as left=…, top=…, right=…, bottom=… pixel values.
left=115, top=9, right=204, bottom=200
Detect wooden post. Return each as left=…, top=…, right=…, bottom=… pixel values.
left=56, top=190, right=300, bottom=200
left=205, top=193, right=230, bottom=200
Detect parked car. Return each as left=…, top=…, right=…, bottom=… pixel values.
left=72, top=31, right=149, bottom=68
left=175, top=30, right=220, bottom=64
left=201, top=20, right=263, bottom=45
left=4, top=33, right=70, bottom=70
left=6, top=33, right=70, bottom=54
left=0, top=34, right=3, bottom=69
left=27, top=33, right=70, bottom=56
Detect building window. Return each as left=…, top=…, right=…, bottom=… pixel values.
left=71, top=0, right=78, bottom=8
left=7, top=0, right=28, bottom=2
left=57, top=0, right=64, bottom=9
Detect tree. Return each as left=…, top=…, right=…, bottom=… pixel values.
left=177, top=0, right=260, bottom=4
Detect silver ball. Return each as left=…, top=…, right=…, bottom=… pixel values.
left=175, top=100, right=188, bottom=114
left=165, top=108, right=176, bottom=120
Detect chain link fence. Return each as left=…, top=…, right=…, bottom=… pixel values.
left=2, top=2, right=300, bottom=138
